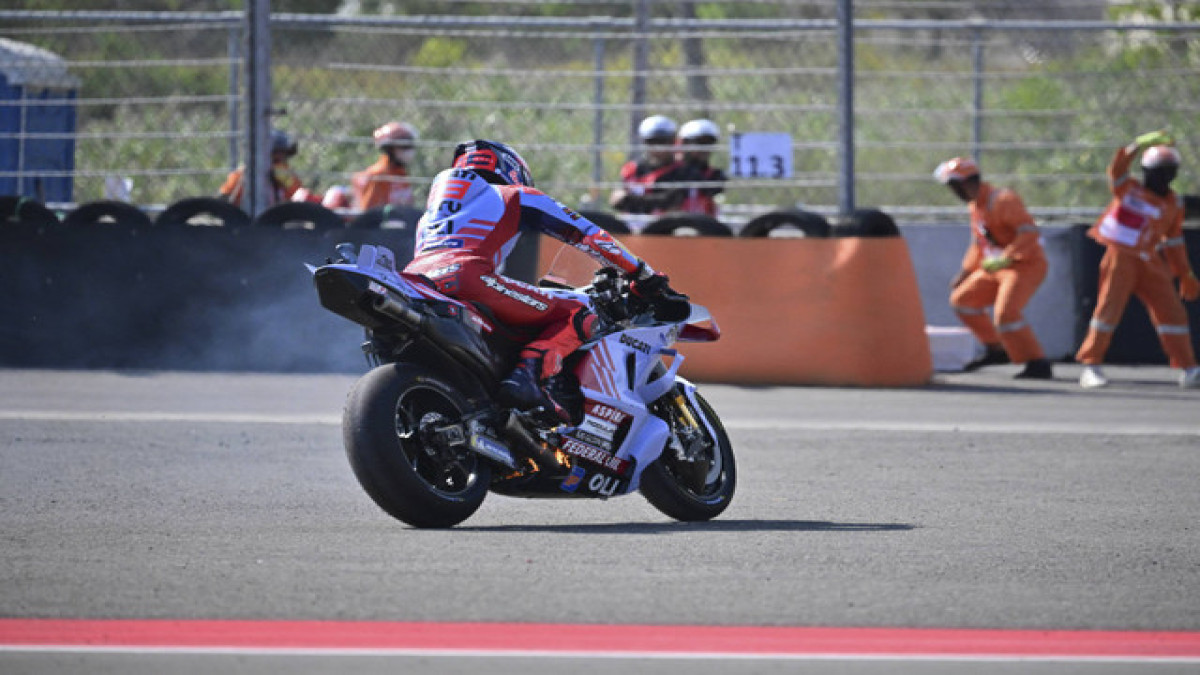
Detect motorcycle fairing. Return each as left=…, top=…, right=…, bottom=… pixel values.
left=565, top=323, right=680, bottom=494
left=312, top=244, right=514, bottom=379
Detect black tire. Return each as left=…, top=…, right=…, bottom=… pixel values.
left=578, top=210, right=631, bottom=235
left=833, top=208, right=900, bottom=238
left=347, top=205, right=424, bottom=230
left=155, top=197, right=250, bottom=229
left=252, top=201, right=346, bottom=230
left=640, top=391, right=736, bottom=521
left=642, top=213, right=732, bottom=237
left=739, top=209, right=830, bottom=238
left=0, top=196, right=59, bottom=229
left=61, top=200, right=153, bottom=230
left=343, top=363, right=491, bottom=528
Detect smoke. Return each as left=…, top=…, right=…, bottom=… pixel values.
left=1, top=225, right=416, bottom=374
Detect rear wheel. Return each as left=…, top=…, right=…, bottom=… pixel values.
left=343, top=363, right=490, bottom=528
left=640, top=391, right=736, bottom=521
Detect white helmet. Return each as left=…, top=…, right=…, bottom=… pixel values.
left=679, top=118, right=720, bottom=144
left=638, top=115, right=678, bottom=143
left=1141, top=145, right=1181, bottom=169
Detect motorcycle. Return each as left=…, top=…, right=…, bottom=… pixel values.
left=309, top=240, right=736, bottom=528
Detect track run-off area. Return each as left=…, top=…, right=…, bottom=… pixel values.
left=2, top=366, right=1198, bottom=674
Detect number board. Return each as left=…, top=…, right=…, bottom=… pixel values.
left=729, top=132, right=793, bottom=179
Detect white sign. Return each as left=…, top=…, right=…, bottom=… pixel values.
left=729, top=132, right=793, bottom=179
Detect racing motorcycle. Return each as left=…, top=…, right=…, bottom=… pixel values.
left=309, top=241, right=735, bottom=528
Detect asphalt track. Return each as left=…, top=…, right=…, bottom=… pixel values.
left=2, top=364, right=1199, bottom=674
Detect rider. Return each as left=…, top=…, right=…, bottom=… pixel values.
left=675, top=118, right=727, bottom=217
left=609, top=115, right=691, bottom=215
left=352, top=121, right=419, bottom=211
left=404, top=139, right=678, bottom=420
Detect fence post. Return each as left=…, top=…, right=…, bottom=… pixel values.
left=245, top=0, right=272, bottom=218
left=836, top=0, right=855, bottom=218
left=227, top=25, right=241, bottom=173
left=592, top=30, right=606, bottom=187
left=630, top=0, right=649, bottom=155
left=971, top=20, right=985, bottom=164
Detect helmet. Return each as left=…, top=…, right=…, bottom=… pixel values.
left=1142, top=145, right=1181, bottom=169
left=933, top=156, right=980, bottom=184
left=638, top=115, right=678, bottom=143
left=678, top=118, right=720, bottom=145
left=452, top=139, right=534, bottom=188
left=270, top=129, right=298, bottom=157
left=373, top=121, right=418, bottom=150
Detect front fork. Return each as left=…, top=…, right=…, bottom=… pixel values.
left=657, top=383, right=714, bottom=492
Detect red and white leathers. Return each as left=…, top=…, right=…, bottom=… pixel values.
left=404, top=167, right=651, bottom=379
left=949, top=182, right=1049, bottom=364
left=1075, top=144, right=1198, bottom=370
left=351, top=156, right=414, bottom=211
left=610, top=158, right=692, bottom=215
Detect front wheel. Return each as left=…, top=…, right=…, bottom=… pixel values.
left=343, top=363, right=490, bottom=528
left=640, top=391, right=736, bottom=521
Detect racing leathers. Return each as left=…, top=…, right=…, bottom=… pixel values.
left=404, top=167, right=656, bottom=390
left=1075, top=144, right=1199, bottom=370
left=949, top=182, right=1050, bottom=366
left=610, top=158, right=692, bottom=215
left=676, top=162, right=727, bottom=217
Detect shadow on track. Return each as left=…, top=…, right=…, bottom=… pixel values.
left=455, top=519, right=915, bottom=534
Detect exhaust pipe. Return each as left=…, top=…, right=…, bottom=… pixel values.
left=370, top=291, right=423, bottom=328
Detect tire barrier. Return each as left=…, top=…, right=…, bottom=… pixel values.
left=347, top=205, right=424, bottom=230
left=0, top=195, right=59, bottom=230
left=641, top=213, right=733, bottom=237
left=251, top=201, right=345, bottom=230
left=832, top=208, right=901, bottom=238
left=739, top=209, right=830, bottom=238
left=61, top=200, right=154, bottom=230
left=155, top=197, right=251, bottom=229
left=578, top=210, right=632, bottom=235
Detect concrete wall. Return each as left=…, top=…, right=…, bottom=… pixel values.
left=901, top=224, right=1079, bottom=361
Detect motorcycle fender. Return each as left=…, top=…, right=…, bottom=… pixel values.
left=617, top=414, right=670, bottom=493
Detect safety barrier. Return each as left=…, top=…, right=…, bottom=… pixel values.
left=541, top=233, right=934, bottom=387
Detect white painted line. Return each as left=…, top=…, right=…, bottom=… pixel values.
left=0, top=411, right=1195, bottom=436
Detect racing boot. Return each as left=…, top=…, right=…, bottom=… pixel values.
left=964, top=344, right=1010, bottom=371
left=498, top=356, right=571, bottom=425
left=1014, top=358, right=1053, bottom=380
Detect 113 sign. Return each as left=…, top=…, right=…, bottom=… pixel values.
left=729, top=132, right=792, bottom=179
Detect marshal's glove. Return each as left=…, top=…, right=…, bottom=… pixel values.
left=980, top=256, right=1012, bottom=273
left=1136, top=130, right=1174, bottom=149
left=1180, top=272, right=1200, bottom=302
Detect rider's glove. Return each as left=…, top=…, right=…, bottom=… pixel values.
left=980, top=256, right=1012, bottom=273
left=1136, top=130, right=1174, bottom=149
left=630, top=272, right=672, bottom=300
left=1180, top=272, right=1200, bottom=302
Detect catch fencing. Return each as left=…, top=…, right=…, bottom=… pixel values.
left=1, top=3, right=1198, bottom=224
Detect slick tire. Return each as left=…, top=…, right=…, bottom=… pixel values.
left=252, top=201, right=346, bottom=230
left=641, top=213, right=732, bottom=237
left=640, top=392, right=736, bottom=521
left=155, top=197, right=251, bottom=229
left=62, top=200, right=154, bottom=230
left=739, top=209, right=830, bottom=238
left=0, top=196, right=60, bottom=229
left=343, top=363, right=491, bottom=528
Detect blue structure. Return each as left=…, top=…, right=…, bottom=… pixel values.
left=0, top=38, right=79, bottom=204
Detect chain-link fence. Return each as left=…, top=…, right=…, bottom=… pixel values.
left=2, top=2, right=1198, bottom=224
